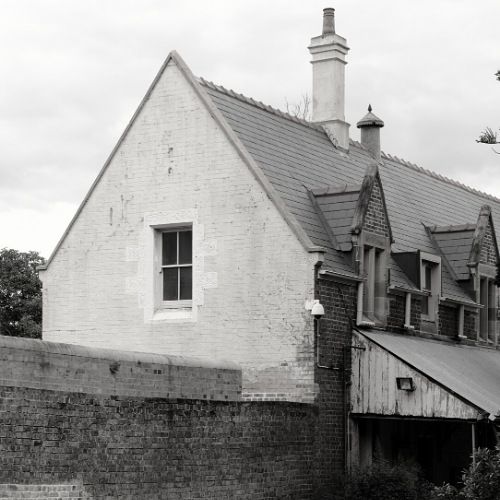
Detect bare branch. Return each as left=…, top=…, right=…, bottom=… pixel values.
left=284, top=94, right=311, bottom=122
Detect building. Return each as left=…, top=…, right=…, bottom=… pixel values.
left=38, top=8, right=500, bottom=487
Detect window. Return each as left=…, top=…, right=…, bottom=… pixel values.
left=157, top=229, right=192, bottom=305
left=419, top=253, right=441, bottom=322
left=479, top=277, right=497, bottom=344
left=363, top=246, right=384, bottom=324
left=421, top=263, right=432, bottom=316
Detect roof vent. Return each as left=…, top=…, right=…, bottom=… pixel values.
left=357, top=105, right=384, bottom=162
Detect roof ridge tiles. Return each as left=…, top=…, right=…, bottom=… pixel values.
left=198, top=77, right=500, bottom=205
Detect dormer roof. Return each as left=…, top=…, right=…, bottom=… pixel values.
left=427, top=205, right=499, bottom=281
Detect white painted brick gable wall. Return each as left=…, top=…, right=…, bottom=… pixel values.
left=40, top=58, right=318, bottom=402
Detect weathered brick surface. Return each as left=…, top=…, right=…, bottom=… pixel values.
left=0, top=386, right=316, bottom=500
left=40, top=58, right=317, bottom=403
left=387, top=295, right=421, bottom=331
left=315, top=278, right=356, bottom=496
left=363, top=181, right=390, bottom=238
left=464, top=310, right=477, bottom=340
left=0, top=336, right=241, bottom=401
left=480, top=223, right=497, bottom=265
left=438, top=305, right=459, bottom=338
left=0, top=484, right=90, bottom=499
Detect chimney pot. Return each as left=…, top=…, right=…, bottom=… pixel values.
left=322, top=8, right=336, bottom=35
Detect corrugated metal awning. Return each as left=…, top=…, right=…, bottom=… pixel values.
left=356, top=330, right=500, bottom=421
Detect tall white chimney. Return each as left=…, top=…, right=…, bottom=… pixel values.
left=308, top=8, right=350, bottom=150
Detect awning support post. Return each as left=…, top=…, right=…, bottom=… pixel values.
left=471, top=423, right=476, bottom=468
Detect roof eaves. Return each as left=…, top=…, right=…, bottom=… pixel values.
left=430, top=224, right=477, bottom=233
left=311, top=184, right=362, bottom=197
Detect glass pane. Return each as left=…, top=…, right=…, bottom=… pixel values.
left=180, top=267, right=192, bottom=300
left=421, top=296, right=429, bottom=315
left=163, top=268, right=178, bottom=301
left=162, top=232, right=177, bottom=265
left=425, top=266, right=432, bottom=290
left=161, top=233, right=177, bottom=266
left=178, top=231, right=192, bottom=265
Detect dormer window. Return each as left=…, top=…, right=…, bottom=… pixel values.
left=479, top=277, right=497, bottom=344
left=421, top=262, right=433, bottom=316
left=420, top=253, right=441, bottom=322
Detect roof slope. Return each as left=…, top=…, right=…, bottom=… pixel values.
left=431, top=225, right=476, bottom=280
left=358, top=330, right=500, bottom=420
left=203, top=83, right=500, bottom=301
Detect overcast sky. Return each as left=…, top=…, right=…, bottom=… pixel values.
left=1, top=0, right=499, bottom=258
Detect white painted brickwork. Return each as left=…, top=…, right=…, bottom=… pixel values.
left=40, top=60, right=317, bottom=402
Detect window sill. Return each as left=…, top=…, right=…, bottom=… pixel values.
left=160, top=301, right=193, bottom=309
left=153, top=306, right=193, bottom=322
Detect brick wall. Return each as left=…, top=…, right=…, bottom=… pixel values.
left=0, top=336, right=241, bottom=401
left=363, top=181, right=390, bottom=238
left=0, top=485, right=90, bottom=500
left=40, top=57, right=317, bottom=403
left=0, top=386, right=316, bottom=500
left=438, top=304, right=459, bottom=338
left=387, top=294, right=421, bottom=331
left=480, top=223, right=497, bottom=265
left=315, top=277, right=357, bottom=496
left=464, top=310, right=477, bottom=340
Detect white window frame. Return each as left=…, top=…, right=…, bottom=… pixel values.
left=419, top=252, right=441, bottom=322
left=155, top=227, right=193, bottom=309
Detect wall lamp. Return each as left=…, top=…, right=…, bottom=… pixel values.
left=396, top=377, right=416, bottom=391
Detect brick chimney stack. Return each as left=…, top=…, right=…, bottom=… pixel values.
left=308, top=8, right=350, bottom=150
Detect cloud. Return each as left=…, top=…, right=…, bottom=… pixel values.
left=1, top=0, right=499, bottom=254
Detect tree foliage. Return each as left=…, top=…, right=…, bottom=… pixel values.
left=0, top=248, right=45, bottom=338
left=432, top=447, right=500, bottom=500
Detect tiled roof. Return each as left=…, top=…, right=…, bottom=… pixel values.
left=432, top=228, right=476, bottom=280
left=200, top=79, right=500, bottom=303
left=314, top=186, right=361, bottom=252
left=199, top=78, right=500, bottom=205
